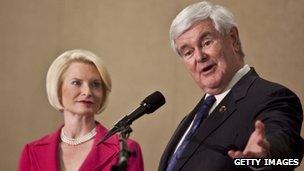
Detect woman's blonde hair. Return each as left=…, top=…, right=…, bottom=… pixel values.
left=46, top=49, right=112, bottom=114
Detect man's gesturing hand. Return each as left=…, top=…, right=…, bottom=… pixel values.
left=228, top=120, right=270, bottom=158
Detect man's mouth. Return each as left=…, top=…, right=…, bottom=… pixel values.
left=201, top=63, right=216, bottom=75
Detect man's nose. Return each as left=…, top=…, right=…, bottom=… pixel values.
left=194, top=49, right=207, bottom=62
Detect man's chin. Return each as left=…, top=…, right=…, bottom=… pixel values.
left=199, top=83, right=223, bottom=95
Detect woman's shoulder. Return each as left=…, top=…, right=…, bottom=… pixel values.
left=126, top=138, right=141, bottom=148
left=23, top=128, right=60, bottom=148
left=95, top=122, right=141, bottom=149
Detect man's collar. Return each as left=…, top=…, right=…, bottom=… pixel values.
left=206, top=64, right=250, bottom=101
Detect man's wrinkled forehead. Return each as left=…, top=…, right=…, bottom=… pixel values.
left=175, top=20, right=219, bottom=51
left=175, top=18, right=216, bottom=41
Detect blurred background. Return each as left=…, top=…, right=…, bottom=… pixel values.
left=1, top=0, right=303, bottom=170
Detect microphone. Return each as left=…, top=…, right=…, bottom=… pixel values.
left=100, top=91, right=166, bottom=143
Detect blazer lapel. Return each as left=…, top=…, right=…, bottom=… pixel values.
left=30, top=121, right=121, bottom=171
left=32, top=127, right=61, bottom=171
left=80, top=122, right=119, bottom=170
left=174, top=68, right=259, bottom=171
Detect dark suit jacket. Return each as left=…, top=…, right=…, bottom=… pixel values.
left=18, top=121, right=144, bottom=171
left=158, top=68, right=303, bottom=171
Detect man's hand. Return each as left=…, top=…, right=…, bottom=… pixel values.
left=228, top=120, right=270, bottom=158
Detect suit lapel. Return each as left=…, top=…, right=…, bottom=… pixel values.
left=158, top=97, right=206, bottom=171
left=173, top=68, right=259, bottom=171
left=173, top=95, right=237, bottom=171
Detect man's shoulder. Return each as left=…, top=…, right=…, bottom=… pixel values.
left=234, top=71, right=300, bottom=105
left=239, top=68, right=294, bottom=94
left=253, top=77, right=296, bottom=95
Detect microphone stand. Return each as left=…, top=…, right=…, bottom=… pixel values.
left=111, top=125, right=133, bottom=171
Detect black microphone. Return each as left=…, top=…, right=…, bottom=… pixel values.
left=99, top=91, right=166, bottom=143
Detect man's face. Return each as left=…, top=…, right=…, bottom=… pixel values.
left=175, top=19, right=243, bottom=94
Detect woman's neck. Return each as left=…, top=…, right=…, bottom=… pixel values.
left=62, top=111, right=96, bottom=138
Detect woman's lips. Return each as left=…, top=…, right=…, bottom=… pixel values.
left=78, top=100, right=94, bottom=105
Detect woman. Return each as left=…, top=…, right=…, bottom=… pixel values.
left=18, top=49, right=144, bottom=171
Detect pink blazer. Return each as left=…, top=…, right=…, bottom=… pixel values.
left=18, top=122, right=144, bottom=171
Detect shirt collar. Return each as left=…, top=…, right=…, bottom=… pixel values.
left=206, top=64, right=250, bottom=110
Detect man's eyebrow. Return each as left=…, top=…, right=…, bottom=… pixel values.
left=179, top=44, right=191, bottom=53
left=198, top=31, right=213, bottom=40
left=178, top=31, right=213, bottom=53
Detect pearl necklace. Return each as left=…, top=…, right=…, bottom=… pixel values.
left=60, top=127, right=97, bottom=146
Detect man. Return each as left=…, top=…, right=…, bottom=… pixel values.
left=159, top=1, right=303, bottom=171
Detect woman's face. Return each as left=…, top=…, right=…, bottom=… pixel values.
left=60, top=62, right=104, bottom=116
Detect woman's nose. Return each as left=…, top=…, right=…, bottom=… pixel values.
left=81, top=84, right=92, bottom=97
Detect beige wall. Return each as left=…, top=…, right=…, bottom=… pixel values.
left=1, top=0, right=303, bottom=170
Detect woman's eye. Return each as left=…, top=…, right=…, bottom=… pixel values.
left=71, top=80, right=81, bottom=86
left=91, top=81, right=102, bottom=88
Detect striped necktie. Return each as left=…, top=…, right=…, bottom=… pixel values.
left=166, top=95, right=216, bottom=171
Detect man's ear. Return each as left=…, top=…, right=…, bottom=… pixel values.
left=229, top=27, right=240, bottom=53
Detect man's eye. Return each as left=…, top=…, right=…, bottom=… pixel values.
left=182, top=50, right=193, bottom=58
left=202, top=40, right=213, bottom=47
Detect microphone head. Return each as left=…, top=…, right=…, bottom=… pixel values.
left=141, top=91, right=166, bottom=114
